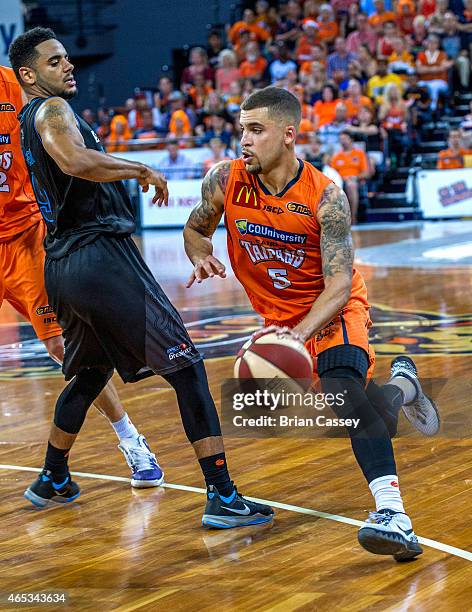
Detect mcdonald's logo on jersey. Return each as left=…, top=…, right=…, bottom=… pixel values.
left=232, top=181, right=260, bottom=209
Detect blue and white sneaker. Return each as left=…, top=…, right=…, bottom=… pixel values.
left=118, top=435, right=164, bottom=488
left=202, top=484, right=274, bottom=529
left=24, top=470, right=80, bottom=508
left=358, top=509, right=423, bottom=561
left=390, top=356, right=440, bottom=436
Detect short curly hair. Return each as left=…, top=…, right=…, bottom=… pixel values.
left=8, top=27, right=57, bottom=84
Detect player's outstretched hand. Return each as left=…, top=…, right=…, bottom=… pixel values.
left=252, top=325, right=305, bottom=344
left=186, top=255, right=226, bottom=287
left=138, top=168, right=169, bottom=206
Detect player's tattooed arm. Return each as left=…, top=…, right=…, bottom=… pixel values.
left=183, top=160, right=231, bottom=287
left=292, top=184, right=353, bottom=342
left=318, top=183, right=354, bottom=281
left=185, top=160, right=230, bottom=237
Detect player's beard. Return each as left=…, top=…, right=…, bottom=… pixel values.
left=246, top=161, right=262, bottom=174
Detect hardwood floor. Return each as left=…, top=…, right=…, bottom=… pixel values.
left=0, top=222, right=471, bottom=611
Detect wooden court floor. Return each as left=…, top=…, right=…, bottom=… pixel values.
left=0, top=223, right=471, bottom=611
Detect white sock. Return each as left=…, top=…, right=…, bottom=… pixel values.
left=388, top=375, right=417, bottom=404
left=369, top=475, right=405, bottom=513
left=112, top=413, right=139, bottom=441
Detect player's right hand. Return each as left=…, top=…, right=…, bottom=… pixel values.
left=138, top=168, right=169, bottom=206
left=186, top=256, right=226, bottom=287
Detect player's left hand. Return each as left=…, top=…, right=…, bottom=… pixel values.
left=139, top=168, right=169, bottom=206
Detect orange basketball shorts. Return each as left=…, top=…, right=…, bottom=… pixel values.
left=265, top=300, right=376, bottom=381
left=0, top=221, right=63, bottom=341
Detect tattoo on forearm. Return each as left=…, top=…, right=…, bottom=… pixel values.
left=318, top=184, right=353, bottom=278
left=187, top=161, right=230, bottom=236
left=42, top=102, right=73, bottom=134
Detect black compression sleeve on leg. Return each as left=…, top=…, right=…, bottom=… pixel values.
left=54, top=368, right=113, bottom=434
left=319, top=351, right=397, bottom=483
left=162, top=361, right=222, bottom=443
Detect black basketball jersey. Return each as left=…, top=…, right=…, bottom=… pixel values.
left=19, top=97, right=136, bottom=258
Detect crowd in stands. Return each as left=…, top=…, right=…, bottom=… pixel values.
left=78, top=0, right=472, bottom=222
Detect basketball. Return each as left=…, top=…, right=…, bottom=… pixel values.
left=234, top=331, right=313, bottom=391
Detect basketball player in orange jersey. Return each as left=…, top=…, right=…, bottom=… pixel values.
left=0, top=64, right=163, bottom=488
left=184, top=86, right=440, bottom=561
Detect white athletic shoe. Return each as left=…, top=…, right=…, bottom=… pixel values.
left=390, top=356, right=440, bottom=436
left=118, top=434, right=164, bottom=488
left=358, top=509, right=423, bottom=561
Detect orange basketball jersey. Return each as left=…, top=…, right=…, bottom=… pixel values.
left=0, top=66, right=40, bottom=242
left=224, top=158, right=368, bottom=323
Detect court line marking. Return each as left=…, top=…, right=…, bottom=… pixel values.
left=1, top=463, right=471, bottom=563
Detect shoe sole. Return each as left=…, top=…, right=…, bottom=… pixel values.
left=131, top=474, right=165, bottom=488
left=403, top=394, right=440, bottom=436
left=391, top=357, right=440, bottom=436
left=24, top=488, right=81, bottom=508
left=202, top=513, right=274, bottom=529
left=358, top=527, right=423, bottom=561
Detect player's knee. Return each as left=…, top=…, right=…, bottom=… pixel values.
left=54, top=367, right=113, bottom=434
left=44, top=335, right=64, bottom=364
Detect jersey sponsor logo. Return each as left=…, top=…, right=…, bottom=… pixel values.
left=0, top=134, right=11, bottom=145
left=24, top=149, right=35, bottom=167
left=263, top=205, right=284, bottom=215
left=232, top=181, right=260, bottom=209
left=235, top=219, right=307, bottom=244
left=36, top=305, right=55, bottom=316
left=166, top=342, right=193, bottom=360
left=91, top=129, right=101, bottom=144
left=239, top=239, right=306, bottom=268
left=0, top=102, right=15, bottom=112
left=286, top=202, right=313, bottom=217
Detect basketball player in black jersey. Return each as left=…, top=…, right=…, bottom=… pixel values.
left=9, top=28, right=273, bottom=528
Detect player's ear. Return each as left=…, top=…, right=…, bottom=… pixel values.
left=284, top=125, right=297, bottom=145
left=18, top=66, right=36, bottom=87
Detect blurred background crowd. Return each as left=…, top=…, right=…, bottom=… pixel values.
left=69, top=0, right=472, bottom=222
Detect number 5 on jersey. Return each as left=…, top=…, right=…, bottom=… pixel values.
left=0, top=151, right=13, bottom=192
left=268, top=268, right=291, bottom=289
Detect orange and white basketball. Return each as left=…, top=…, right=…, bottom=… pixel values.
left=234, top=332, right=313, bottom=392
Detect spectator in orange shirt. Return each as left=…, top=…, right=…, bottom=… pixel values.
left=369, top=0, right=396, bottom=31
left=437, top=129, right=472, bottom=169
left=168, top=109, right=193, bottom=146
left=344, top=78, right=373, bottom=120
left=396, top=1, right=415, bottom=35
left=331, top=130, right=370, bottom=223
left=299, top=43, right=327, bottom=76
left=300, top=61, right=327, bottom=99
left=239, top=42, right=268, bottom=82
left=132, top=108, right=165, bottom=150
left=316, top=4, right=339, bottom=44
left=215, top=50, right=241, bottom=95
left=313, top=84, right=340, bottom=128
left=295, top=20, right=320, bottom=63
left=228, top=8, right=271, bottom=47
left=416, top=34, right=453, bottom=109
left=188, top=73, right=214, bottom=110
left=106, top=113, right=132, bottom=152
